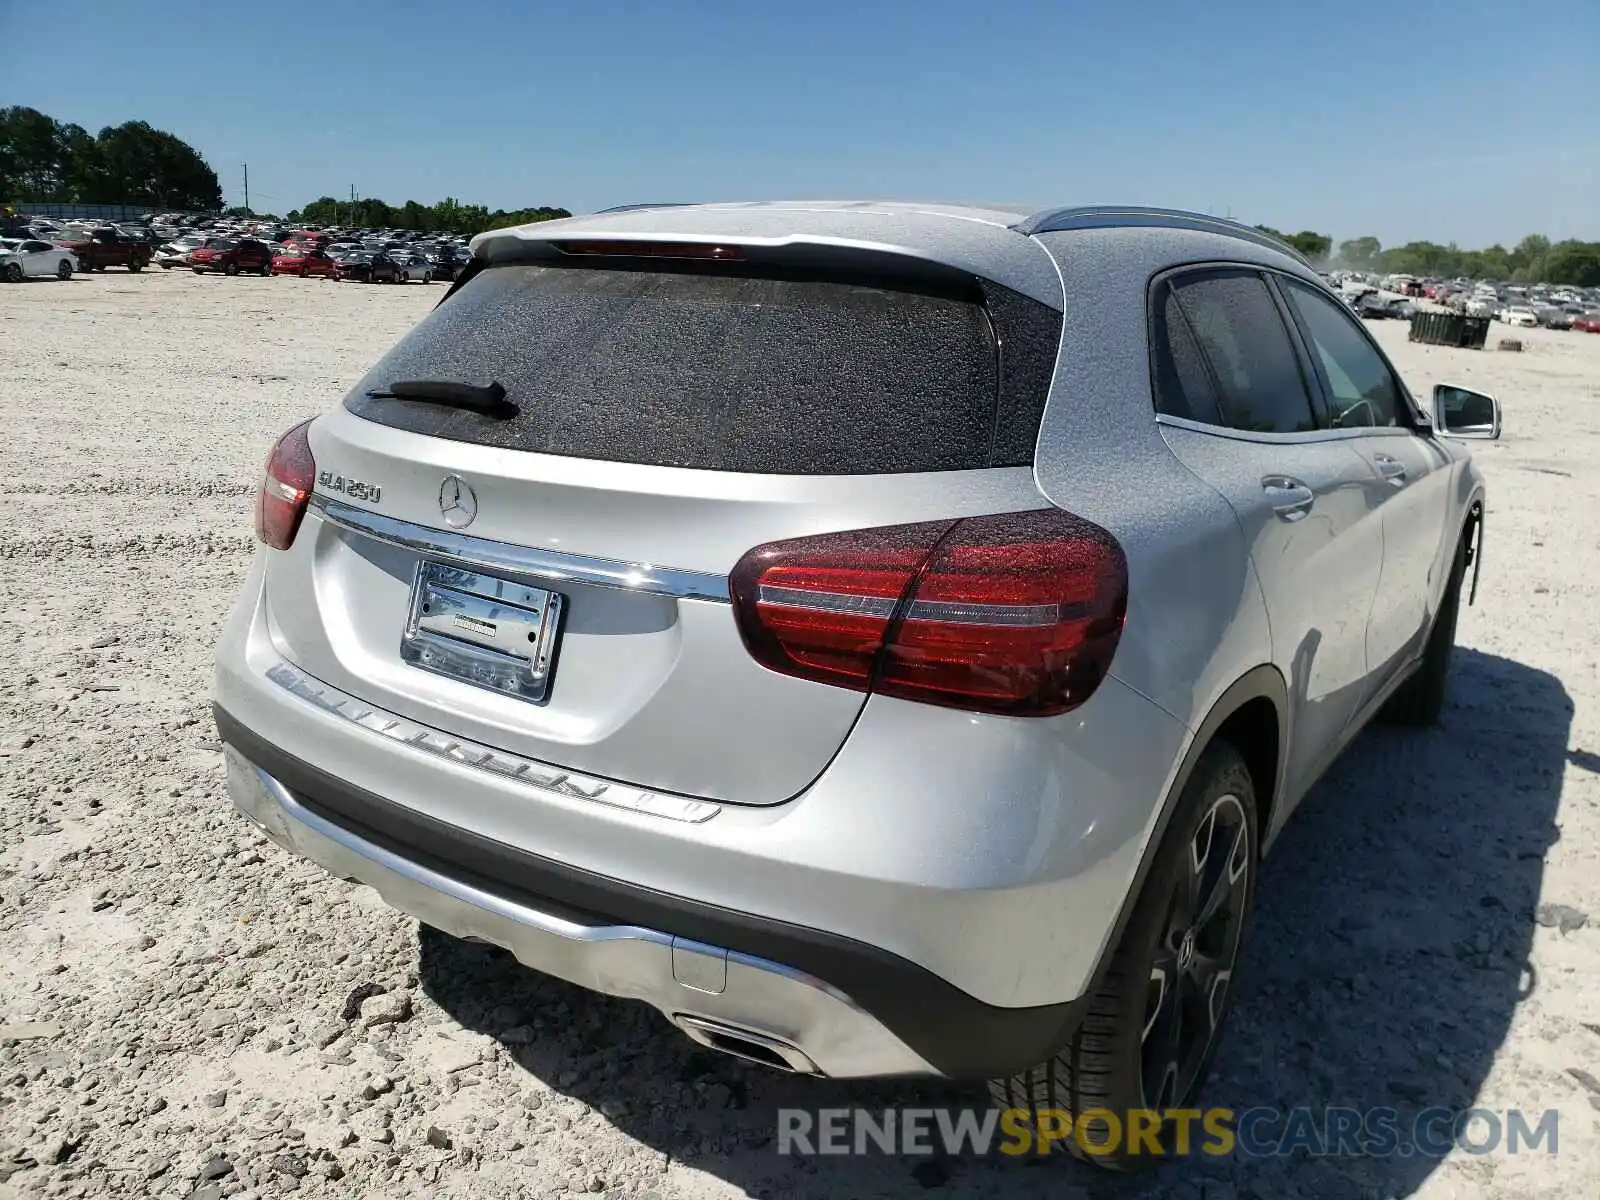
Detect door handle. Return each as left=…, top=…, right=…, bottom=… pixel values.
left=1262, top=476, right=1314, bottom=522
left=1373, top=453, right=1408, bottom=485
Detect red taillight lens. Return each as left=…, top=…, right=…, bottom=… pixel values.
left=730, top=511, right=1127, bottom=717
left=255, top=419, right=316, bottom=550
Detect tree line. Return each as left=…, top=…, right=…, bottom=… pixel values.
left=281, top=196, right=571, bottom=237
left=1, top=106, right=223, bottom=211
left=7, top=105, right=1597, bottom=283
left=1254, top=226, right=1599, bottom=287
left=1333, top=233, right=1600, bottom=287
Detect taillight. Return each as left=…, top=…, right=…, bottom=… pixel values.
left=255, top=419, right=316, bottom=550
left=730, top=510, right=1127, bottom=717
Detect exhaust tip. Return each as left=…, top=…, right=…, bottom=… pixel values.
left=672, top=1014, right=819, bottom=1076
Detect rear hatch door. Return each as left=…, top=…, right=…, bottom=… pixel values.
left=264, top=247, right=1061, bottom=805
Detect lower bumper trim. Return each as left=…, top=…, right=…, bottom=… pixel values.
left=215, top=703, right=1090, bottom=1079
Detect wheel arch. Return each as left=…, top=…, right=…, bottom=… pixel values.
left=1080, top=668, right=1287, bottom=991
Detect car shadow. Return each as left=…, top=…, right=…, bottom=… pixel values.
left=418, top=646, right=1568, bottom=1198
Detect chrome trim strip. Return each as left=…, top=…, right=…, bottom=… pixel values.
left=265, top=660, right=721, bottom=824
left=309, top=494, right=732, bottom=603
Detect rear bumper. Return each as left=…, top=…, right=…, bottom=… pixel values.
left=220, top=713, right=1092, bottom=1079
left=214, top=546, right=1192, bottom=1075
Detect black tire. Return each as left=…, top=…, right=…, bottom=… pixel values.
left=127, top=261, right=143, bottom=272
left=192, top=267, right=205, bottom=274
left=299, top=267, right=308, bottom=278
left=989, top=740, right=1258, bottom=1170
left=260, top=263, right=271, bottom=277
left=57, top=260, right=72, bottom=280
left=4, top=262, right=22, bottom=283
left=1381, top=531, right=1468, bottom=727
left=224, top=262, right=239, bottom=276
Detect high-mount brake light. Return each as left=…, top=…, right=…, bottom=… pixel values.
left=730, top=510, right=1128, bottom=717
left=255, top=419, right=316, bottom=551
left=552, top=240, right=745, bottom=261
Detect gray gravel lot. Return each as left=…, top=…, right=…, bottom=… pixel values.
left=2, top=270, right=1598, bottom=1199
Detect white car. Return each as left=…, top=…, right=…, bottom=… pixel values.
left=155, top=237, right=214, bottom=269
left=1502, top=306, right=1539, bottom=327
left=0, top=238, right=78, bottom=282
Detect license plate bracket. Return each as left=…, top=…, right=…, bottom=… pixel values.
left=401, top=562, right=564, bottom=702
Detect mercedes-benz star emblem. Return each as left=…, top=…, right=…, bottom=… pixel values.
left=1177, top=928, right=1196, bottom=973
left=438, top=475, right=478, bottom=529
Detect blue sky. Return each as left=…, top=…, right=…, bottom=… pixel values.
left=4, top=0, right=1596, bottom=247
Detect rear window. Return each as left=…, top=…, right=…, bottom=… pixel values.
left=344, top=262, right=1059, bottom=474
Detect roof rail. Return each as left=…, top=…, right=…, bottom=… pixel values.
left=592, top=202, right=696, bottom=215
left=1013, top=205, right=1313, bottom=266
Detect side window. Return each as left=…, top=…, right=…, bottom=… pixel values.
left=1280, top=280, right=1402, bottom=428
left=1168, top=270, right=1318, bottom=434
left=1151, top=283, right=1224, bottom=426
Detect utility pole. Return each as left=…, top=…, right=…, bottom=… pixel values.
left=243, top=163, right=249, bottom=214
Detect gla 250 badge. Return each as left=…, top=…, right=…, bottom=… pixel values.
left=317, top=471, right=382, bottom=504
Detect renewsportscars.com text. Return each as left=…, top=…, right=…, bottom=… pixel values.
left=776, top=1106, right=1559, bottom=1159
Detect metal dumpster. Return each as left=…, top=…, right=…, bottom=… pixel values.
left=1409, top=311, right=1491, bottom=349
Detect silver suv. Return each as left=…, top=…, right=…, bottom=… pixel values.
left=215, top=202, right=1501, bottom=1166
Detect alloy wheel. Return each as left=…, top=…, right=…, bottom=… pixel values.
left=1140, top=792, right=1252, bottom=1111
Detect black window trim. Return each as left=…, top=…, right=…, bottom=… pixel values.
left=1146, top=260, right=1429, bottom=447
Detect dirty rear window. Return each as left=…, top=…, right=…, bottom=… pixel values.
left=345, top=262, right=1058, bottom=474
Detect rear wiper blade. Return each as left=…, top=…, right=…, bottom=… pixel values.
left=367, top=378, right=513, bottom=417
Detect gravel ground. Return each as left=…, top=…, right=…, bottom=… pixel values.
left=2, top=269, right=1598, bottom=1200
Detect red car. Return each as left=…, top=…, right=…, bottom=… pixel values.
left=187, top=238, right=273, bottom=276
left=271, top=249, right=337, bottom=278
left=1573, top=312, right=1600, bottom=333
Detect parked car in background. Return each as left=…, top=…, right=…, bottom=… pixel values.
left=1357, top=294, right=1414, bottom=321
left=1537, top=308, right=1575, bottom=330
left=1573, top=312, right=1600, bottom=333
left=56, top=228, right=151, bottom=273
left=271, top=248, right=338, bottom=278
left=1500, top=306, right=1539, bottom=328
left=333, top=252, right=377, bottom=282
left=155, top=236, right=216, bottom=269
left=426, top=249, right=466, bottom=281
left=188, top=238, right=274, bottom=276
left=0, top=238, right=78, bottom=281
left=392, top=254, right=433, bottom=283
left=217, top=201, right=1500, bottom=1170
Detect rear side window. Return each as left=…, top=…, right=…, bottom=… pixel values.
left=1151, top=285, right=1224, bottom=426
left=1163, top=269, right=1318, bottom=434
left=346, top=262, right=1061, bottom=474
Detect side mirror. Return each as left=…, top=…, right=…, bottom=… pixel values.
left=1432, top=384, right=1501, bottom=440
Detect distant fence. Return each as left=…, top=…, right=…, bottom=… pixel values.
left=6, top=202, right=215, bottom=222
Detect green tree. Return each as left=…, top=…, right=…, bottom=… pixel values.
left=1543, top=241, right=1600, bottom=287
left=1, top=108, right=221, bottom=208
left=1337, top=236, right=1382, bottom=269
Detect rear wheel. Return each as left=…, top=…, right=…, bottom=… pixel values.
left=57, top=260, right=72, bottom=280
left=127, top=261, right=143, bottom=272
left=225, top=262, right=239, bottom=276
left=299, top=267, right=308, bottom=278
left=1382, top=531, right=1468, bottom=726
left=4, top=262, right=22, bottom=283
left=989, top=741, right=1258, bottom=1169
